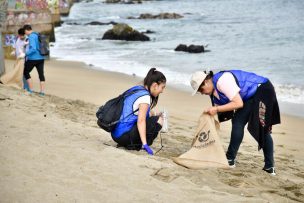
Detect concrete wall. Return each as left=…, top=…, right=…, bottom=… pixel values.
left=0, top=1, right=7, bottom=75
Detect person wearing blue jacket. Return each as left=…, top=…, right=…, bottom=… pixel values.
left=190, top=70, right=280, bottom=175
left=23, top=24, right=45, bottom=96
left=111, top=68, right=167, bottom=155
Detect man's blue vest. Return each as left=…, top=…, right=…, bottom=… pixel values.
left=212, top=70, right=268, bottom=105
left=111, top=85, right=150, bottom=138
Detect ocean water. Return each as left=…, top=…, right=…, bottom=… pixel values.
left=51, top=0, right=304, bottom=117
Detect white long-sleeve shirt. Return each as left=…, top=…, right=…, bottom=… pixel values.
left=14, top=37, right=26, bottom=59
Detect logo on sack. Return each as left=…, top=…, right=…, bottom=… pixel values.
left=194, top=130, right=215, bottom=149
left=198, top=130, right=210, bottom=142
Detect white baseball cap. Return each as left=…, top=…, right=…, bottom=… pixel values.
left=190, top=71, right=207, bottom=96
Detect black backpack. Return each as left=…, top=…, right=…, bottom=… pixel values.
left=37, top=33, right=50, bottom=56
left=96, top=88, right=145, bottom=132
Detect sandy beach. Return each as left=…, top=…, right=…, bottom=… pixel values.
left=0, top=59, right=304, bottom=202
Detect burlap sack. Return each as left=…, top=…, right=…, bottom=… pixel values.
left=0, top=58, right=24, bottom=89
left=172, top=113, right=229, bottom=169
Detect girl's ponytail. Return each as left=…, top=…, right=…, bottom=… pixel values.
left=143, top=68, right=166, bottom=108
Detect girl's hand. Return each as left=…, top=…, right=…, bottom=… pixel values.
left=204, top=106, right=218, bottom=116
left=142, top=144, right=153, bottom=155
left=150, top=109, right=162, bottom=117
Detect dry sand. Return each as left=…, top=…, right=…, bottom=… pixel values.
left=0, top=59, right=303, bottom=202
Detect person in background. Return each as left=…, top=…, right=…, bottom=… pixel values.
left=23, top=24, right=45, bottom=96
left=0, top=28, right=28, bottom=89
left=111, top=68, right=167, bottom=155
left=190, top=70, right=280, bottom=175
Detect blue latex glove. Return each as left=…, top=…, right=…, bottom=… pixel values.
left=142, top=144, right=154, bottom=155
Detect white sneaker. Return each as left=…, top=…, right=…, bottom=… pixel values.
left=228, top=159, right=236, bottom=168
left=263, top=167, right=276, bottom=176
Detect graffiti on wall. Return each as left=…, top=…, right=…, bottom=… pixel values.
left=0, top=1, right=8, bottom=28
left=9, top=0, right=49, bottom=10
left=8, top=0, right=17, bottom=9
left=26, top=0, right=48, bottom=10
left=9, top=0, right=68, bottom=10
left=59, top=0, right=69, bottom=8
left=6, top=11, right=51, bottom=26
left=5, top=34, right=17, bottom=46
left=47, top=0, right=59, bottom=14
left=15, top=0, right=26, bottom=9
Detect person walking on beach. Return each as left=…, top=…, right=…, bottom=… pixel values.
left=0, top=28, right=28, bottom=89
left=190, top=70, right=280, bottom=175
left=23, top=24, right=45, bottom=95
left=111, top=68, right=166, bottom=155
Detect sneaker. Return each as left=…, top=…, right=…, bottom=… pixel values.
left=263, top=167, right=276, bottom=176
left=39, top=92, right=45, bottom=96
left=26, top=89, right=33, bottom=94
left=228, top=159, right=236, bottom=168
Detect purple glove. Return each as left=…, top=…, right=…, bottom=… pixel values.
left=142, top=144, right=153, bottom=155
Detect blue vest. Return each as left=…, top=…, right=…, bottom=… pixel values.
left=212, top=70, right=268, bottom=105
left=111, top=85, right=150, bottom=138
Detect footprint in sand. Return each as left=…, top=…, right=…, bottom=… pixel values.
left=151, top=168, right=179, bottom=183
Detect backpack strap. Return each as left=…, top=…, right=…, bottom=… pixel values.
left=118, top=87, right=149, bottom=122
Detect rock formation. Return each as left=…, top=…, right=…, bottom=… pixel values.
left=102, top=23, right=150, bottom=41
left=128, top=13, right=183, bottom=19
left=175, top=44, right=205, bottom=53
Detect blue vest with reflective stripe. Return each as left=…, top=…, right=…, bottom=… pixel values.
left=112, top=85, right=150, bottom=138
left=212, top=70, right=268, bottom=105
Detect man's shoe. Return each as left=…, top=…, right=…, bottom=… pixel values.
left=263, top=167, right=276, bottom=176
left=228, top=159, right=236, bottom=168
left=26, top=89, right=33, bottom=94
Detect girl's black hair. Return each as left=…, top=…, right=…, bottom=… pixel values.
left=143, top=68, right=166, bottom=108
left=23, top=24, right=32, bottom=31
left=18, top=28, right=25, bottom=35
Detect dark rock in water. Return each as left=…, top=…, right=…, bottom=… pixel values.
left=66, top=21, right=117, bottom=26
left=188, top=44, right=204, bottom=53
left=175, top=44, right=188, bottom=52
left=141, top=30, right=156, bottom=34
left=175, top=44, right=205, bottom=53
left=54, top=20, right=64, bottom=27
left=66, top=22, right=82, bottom=25
left=137, top=13, right=154, bottom=19
left=105, top=0, right=142, bottom=4
left=85, top=21, right=118, bottom=26
left=128, top=12, right=183, bottom=19
left=102, top=23, right=150, bottom=41
left=156, top=13, right=183, bottom=19
left=80, top=37, right=92, bottom=40
left=85, top=21, right=106, bottom=25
